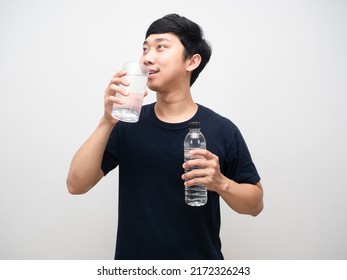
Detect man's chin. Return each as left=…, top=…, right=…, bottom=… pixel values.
left=147, top=83, right=161, bottom=93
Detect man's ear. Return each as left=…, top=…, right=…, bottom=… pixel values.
left=186, top=54, right=202, bottom=72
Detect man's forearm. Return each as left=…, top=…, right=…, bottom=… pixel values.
left=66, top=118, right=115, bottom=194
left=218, top=179, right=264, bottom=216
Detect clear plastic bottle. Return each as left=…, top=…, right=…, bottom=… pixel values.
left=184, top=121, right=207, bottom=206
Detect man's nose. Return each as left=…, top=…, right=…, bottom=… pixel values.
left=141, top=50, right=155, bottom=65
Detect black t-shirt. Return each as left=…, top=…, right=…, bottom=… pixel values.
left=102, top=103, right=260, bottom=260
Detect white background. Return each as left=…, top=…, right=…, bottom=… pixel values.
left=0, top=0, right=346, bottom=259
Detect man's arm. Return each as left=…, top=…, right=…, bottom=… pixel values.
left=182, top=149, right=263, bottom=216
left=66, top=118, right=115, bottom=194
left=216, top=180, right=263, bottom=216
left=66, top=70, right=129, bottom=194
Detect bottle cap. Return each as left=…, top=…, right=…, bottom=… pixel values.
left=189, top=122, right=200, bottom=128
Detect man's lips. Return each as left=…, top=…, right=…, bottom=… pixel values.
left=148, top=69, right=159, bottom=76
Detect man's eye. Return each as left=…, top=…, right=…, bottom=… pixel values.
left=157, top=44, right=164, bottom=50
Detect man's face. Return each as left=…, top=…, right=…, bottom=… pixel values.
left=140, top=33, right=189, bottom=92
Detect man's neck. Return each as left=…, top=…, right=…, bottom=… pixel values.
left=154, top=90, right=198, bottom=123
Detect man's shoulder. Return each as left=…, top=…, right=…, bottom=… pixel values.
left=198, top=104, right=237, bottom=129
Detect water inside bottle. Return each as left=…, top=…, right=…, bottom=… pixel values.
left=184, top=153, right=207, bottom=206
left=185, top=186, right=207, bottom=206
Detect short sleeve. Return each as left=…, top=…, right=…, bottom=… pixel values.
left=101, top=125, right=120, bottom=175
left=225, top=128, right=260, bottom=184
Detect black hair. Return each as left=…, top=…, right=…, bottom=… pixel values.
left=145, top=13, right=212, bottom=86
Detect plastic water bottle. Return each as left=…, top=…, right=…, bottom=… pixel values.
left=184, top=122, right=207, bottom=206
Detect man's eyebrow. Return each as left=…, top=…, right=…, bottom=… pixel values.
left=143, top=37, right=171, bottom=45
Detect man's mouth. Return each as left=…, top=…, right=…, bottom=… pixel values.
left=148, top=69, right=159, bottom=76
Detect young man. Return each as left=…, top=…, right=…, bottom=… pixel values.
left=67, top=14, right=263, bottom=260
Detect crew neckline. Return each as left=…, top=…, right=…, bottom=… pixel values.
left=148, top=102, right=203, bottom=130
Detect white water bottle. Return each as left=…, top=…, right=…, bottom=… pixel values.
left=184, top=122, right=207, bottom=206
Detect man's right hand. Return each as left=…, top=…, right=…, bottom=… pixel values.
left=103, top=70, right=130, bottom=124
